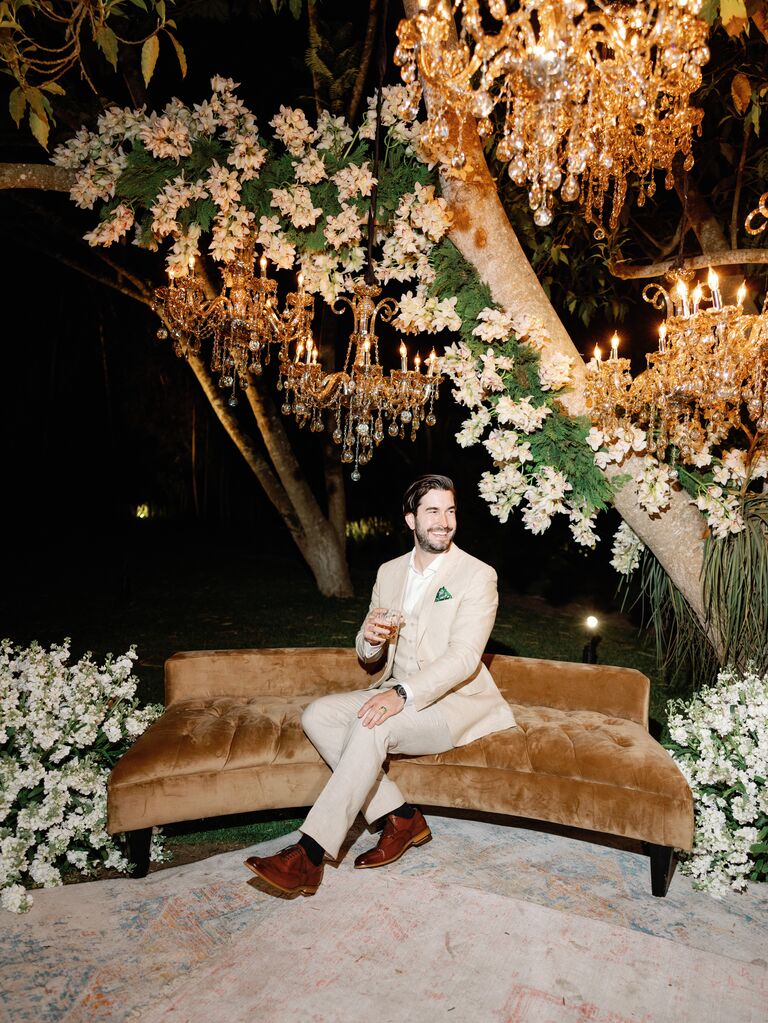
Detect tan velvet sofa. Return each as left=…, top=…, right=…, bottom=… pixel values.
left=107, top=647, right=694, bottom=896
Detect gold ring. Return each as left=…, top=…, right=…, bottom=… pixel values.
left=378, top=706, right=387, bottom=713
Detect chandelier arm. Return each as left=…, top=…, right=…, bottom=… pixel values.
left=369, top=296, right=399, bottom=333
left=330, top=294, right=355, bottom=318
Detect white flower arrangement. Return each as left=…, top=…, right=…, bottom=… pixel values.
left=0, top=639, right=164, bottom=913
left=666, top=665, right=768, bottom=896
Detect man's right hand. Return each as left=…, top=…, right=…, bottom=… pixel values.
left=362, top=608, right=393, bottom=647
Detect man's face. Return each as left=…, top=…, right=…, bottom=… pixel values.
left=406, top=488, right=457, bottom=555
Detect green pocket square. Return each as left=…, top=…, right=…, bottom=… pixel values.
left=434, top=586, right=453, bottom=602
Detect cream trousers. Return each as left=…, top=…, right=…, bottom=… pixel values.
left=299, top=689, right=454, bottom=859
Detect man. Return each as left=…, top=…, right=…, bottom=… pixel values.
left=244, top=474, right=516, bottom=895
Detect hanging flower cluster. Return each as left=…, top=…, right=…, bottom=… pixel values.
left=0, top=640, right=165, bottom=913
left=52, top=76, right=615, bottom=545
left=666, top=665, right=768, bottom=896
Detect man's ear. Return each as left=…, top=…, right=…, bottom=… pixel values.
left=405, top=512, right=415, bottom=532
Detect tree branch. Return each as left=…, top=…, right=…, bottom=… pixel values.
left=347, top=0, right=379, bottom=124
left=185, top=355, right=307, bottom=543
left=609, top=248, right=768, bottom=279
left=730, top=120, right=752, bottom=250
left=0, top=163, right=74, bottom=191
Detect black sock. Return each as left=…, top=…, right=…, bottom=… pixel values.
left=299, top=833, right=325, bottom=866
left=390, top=803, right=416, bottom=819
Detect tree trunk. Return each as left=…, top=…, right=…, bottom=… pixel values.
left=244, top=378, right=353, bottom=596
left=189, top=355, right=353, bottom=597
left=401, top=0, right=709, bottom=627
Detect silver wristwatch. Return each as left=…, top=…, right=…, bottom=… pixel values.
left=393, top=684, right=408, bottom=702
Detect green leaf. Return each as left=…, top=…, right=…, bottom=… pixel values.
left=166, top=30, right=187, bottom=78
left=699, top=0, right=720, bottom=24
left=156, top=0, right=166, bottom=22
left=25, top=87, right=48, bottom=121
left=141, top=34, right=160, bottom=87
left=28, top=107, right=49, bottom=150
left=8, top=87, right=26, bottom=128
left=40, top=81, right=66, bottom=96
left=95, top=26, right=119, bottom=69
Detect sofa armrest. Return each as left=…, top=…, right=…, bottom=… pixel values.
left=482, top=654, right=650, bottom=729
left=164, top=647, right=369, bottom=705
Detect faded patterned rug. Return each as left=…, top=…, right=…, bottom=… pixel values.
left=1, top=816, right=766, bottom=1023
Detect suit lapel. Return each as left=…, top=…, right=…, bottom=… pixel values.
left=379, top=554, right=410, bottom=678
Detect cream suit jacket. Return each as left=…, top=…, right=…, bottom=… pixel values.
left=355, top=543, right=516, bottom=747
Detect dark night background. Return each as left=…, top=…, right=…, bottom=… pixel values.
left=0, top=2, right=652, bottom=692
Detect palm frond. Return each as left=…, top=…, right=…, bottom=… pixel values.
left=703, top=492, right=768, bottom=674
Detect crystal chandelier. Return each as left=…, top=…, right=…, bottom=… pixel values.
left=585, top=270, right=768, bottom=464
left=395, top=0, right=709, bottom=233
left=153, top=241, right=315, bottom=408
left=278, top=278, right=441, bottom=479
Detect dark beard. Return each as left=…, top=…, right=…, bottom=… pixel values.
left=414, top=521, right=454, bottom=554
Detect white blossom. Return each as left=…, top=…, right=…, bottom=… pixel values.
left=269, top=104, right=318, bottom=155
left=473, top=307, right=515, bottom=344
left=83, top=204, right=134, bottom=247
left=610, top=521, right=645, bottom=576
left=270, top=185, right=322, bottom=229
left=324, top=204, right=362, bottom=250
left=496, top=395, right=551, bottom=433
left=538, top=350, right=574, bottom=392
left=315, top=110, right=354, bottom=152
left=456, top=408, right=491, bottom=448
left=696, top=485, right=746, bottom=539
left=293, top=150, right=327, bottom=185
left=332, top=162, right=376, bottom=203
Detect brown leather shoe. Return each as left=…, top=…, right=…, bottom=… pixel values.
left=244, top=843, right=323, bottom=895
left=354, top=809, right=431, bottom=869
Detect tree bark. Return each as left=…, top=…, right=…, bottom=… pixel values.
left=0, top=164, right=74, bottom=191
left=401, top=0, right=709, bottom=626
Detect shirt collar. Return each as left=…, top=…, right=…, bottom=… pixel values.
left=408, top=547, right=448, bottom=578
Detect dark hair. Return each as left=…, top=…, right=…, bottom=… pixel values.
left=402, top=474, right=456, bottom=518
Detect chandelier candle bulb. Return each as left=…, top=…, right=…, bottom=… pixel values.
left=610, top=334, right=619, bottom=360
left=295, top=342, right=304, bottom=364
left=428, top=350, right=437, bottom=376
left=414, top=353, right=421, bottom=373
left=260, top=256, right=267, bottom=277
left=676, top=280, right=690, bottom=319
left=593, top=344, right=602, bottom=366
left=692, top=284, right=703, bottom=316
left=737, top=282, right=747, bottom=307
left=659, top=322, right=667, bottom=354
left=400, top=342, right=408, bottom=372
left=708, top=268, right=722, bottom=310
left=305, top=341, right=313, bottom=366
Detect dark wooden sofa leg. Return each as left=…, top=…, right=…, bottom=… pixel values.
left=646, top=843, right=677, bottom=897
left=125, top=828, right=152, bottom=878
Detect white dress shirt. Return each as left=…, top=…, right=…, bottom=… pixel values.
left=364, top=548, right=448, bottom=704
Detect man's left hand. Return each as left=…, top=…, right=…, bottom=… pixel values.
left=358, top=688, right=405, bottom=729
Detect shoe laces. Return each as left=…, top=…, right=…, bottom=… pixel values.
left=278, top=844, right=304, bottom=862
